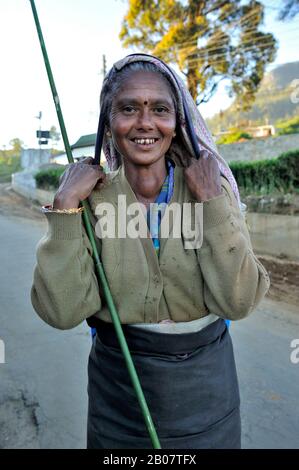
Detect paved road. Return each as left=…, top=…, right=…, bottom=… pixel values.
left=0, top=213, right=298, bottom=449
left=0, top=214, right=91, bottom=449
left=231, top=299, right=299, bottom=448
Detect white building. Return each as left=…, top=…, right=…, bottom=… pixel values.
left=51, top=133, right=106, bottom=166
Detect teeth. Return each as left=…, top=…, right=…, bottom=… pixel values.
left=134, top=138, right=157, bottom=145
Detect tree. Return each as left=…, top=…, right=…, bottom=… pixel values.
left=9, top=138, right=23, bottom=157
left=278, top=0, right=299, bottom=20
left=120, top=0, right=277, bottom=109
left=50, top=126, right=61, bottom=152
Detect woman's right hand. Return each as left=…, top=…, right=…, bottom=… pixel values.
left=53, top=157, right=106, bottom=209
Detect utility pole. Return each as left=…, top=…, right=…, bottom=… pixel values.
left=102, top=54, right=107, bottom=80
left=35, top=111, right=42, bottom=162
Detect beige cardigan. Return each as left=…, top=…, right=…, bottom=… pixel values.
left=31, top=164, right=270, bottom=330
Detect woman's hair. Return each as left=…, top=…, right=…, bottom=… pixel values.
left=100, top=61, right=178, bottom=126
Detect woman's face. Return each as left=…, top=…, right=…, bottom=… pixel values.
left=109, top=71, right=176, bottom=167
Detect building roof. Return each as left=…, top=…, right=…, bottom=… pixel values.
left=71, top=133, right=96, bottom=149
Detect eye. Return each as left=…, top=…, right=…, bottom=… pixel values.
left=122, top=105, right=136, bottom=114
left=154, top=106, right=169, bottom=114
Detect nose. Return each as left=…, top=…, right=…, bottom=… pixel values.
left=136, top=108, right=154, bottom=131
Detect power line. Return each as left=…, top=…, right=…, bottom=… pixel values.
left=171, top=23, right=299, bottom=59
left=184, top=41, right=284, bottom=70
left=152, top=5, right=297, bottom=59
left=174, top=32, right=276, bottom=59
left=172, top=25, right=299, bottom=62
left=163, top=5, right=262, bottom=52
left=174, top=30, right=273, bottom=56
left=175, top=38, right=279, bottom=65
left=138, top=4, right=298, bottom=83
left=152, top=5, right=262, bottom=54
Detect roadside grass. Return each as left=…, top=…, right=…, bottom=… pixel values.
left=0, top=156, right=21, bottom=183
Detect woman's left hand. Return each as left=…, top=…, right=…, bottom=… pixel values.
left=184, top=150, right=222, bottom=202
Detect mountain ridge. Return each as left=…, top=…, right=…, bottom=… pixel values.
left=207, top=61, right=299, bottom=132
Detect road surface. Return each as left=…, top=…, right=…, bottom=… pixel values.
left=0, top=195, right=298, bottom=448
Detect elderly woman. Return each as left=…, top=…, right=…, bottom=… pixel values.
left=31, top=54, right=270, bottom=449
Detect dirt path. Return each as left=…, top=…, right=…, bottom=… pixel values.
left=1, top=182, right=298, bottom=308
left=258, top=255, right=299, bottom=307
left=0, top=183, right=43, bottom=220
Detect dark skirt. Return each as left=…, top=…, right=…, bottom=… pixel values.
left=87, top=318, right=241, bottom=449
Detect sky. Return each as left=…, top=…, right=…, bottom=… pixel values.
left=1, top=0, right=298, bottom=150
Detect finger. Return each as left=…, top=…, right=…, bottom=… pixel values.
left=92, top=166, right=107, bottom=179
left=94, top=175, right=107, bottom=191
left=185, top=157, right=197, bottom=169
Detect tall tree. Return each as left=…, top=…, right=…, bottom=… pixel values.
left=9, top=138, right=23, bottom=157
left=50, top=126, right=61, bottom=151
left=120, top=0, right=277, bottom=109
left=278, top=0, right=299, bottom=20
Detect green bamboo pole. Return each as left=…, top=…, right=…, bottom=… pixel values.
left=29, top=0, right=161, bottom=449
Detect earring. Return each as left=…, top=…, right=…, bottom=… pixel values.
left=106, top=130, right=111, bottom=137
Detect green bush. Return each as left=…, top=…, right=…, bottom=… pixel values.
left=35, top=167, right=66, bottom=190
left=216, top=131, right=252, bottom=145
left=34, top=162, right=109, bottom=189
left=34, top=150, right=299, bottom=196
left=276, top=116, right=299, bottom=136
left=229, top=149, right=299, bottom=195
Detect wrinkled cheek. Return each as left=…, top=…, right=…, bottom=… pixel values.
left=110, top=115, right=131, bottom=137
left=160, top=118, right=176, bottom=136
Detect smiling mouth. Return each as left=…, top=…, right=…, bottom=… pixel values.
left=130, top=138, right=160, bottom=146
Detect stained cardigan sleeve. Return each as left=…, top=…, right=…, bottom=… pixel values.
left=31, top=212, right=101, bottom=330
left=196, top=177, right=270, bottom=320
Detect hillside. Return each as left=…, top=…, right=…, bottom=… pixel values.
left=207, top=61, right=299, bottom=132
